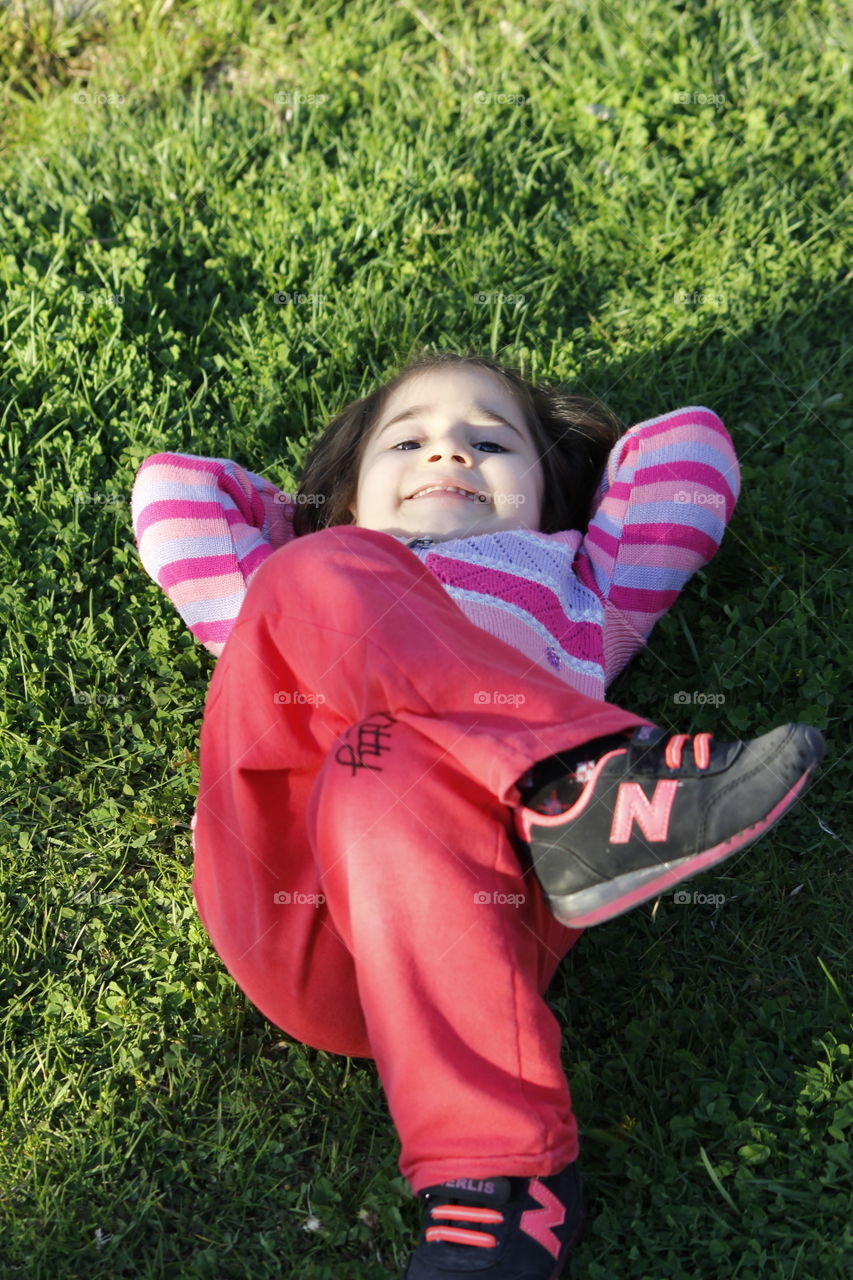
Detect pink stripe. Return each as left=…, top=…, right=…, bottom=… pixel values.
left=191, top=618, right=235, bottom=645
left=584, top=522, right=712, bottom=558
left=168, top=573, right=246, bottom=607
left=574, top=553, right=601, bottom=596
left=425, top=556, right=602, bottom=664
left=158, top=542, right=273, bottom=589
left=218, top=471, right=266, bottom=528
left=628, top=406, right=725, bottom=437
left=136, top=513, right=255, bottom=549
left=609, top=584, right=678, bottom=612
left=239, top=544, right=273, bottom=580
left=134, top=499, right=261, bottom=539
left=159, top=555, right=243, bottom=588
left=634, top=458, right=734, bottom=492
left=585, top=524, right=620, bottom=560
left=617, top=524, right=719, bottom=557
left=134, top=456, right=266, bottom=529
left=620, top=478, right=730, bottom=509
left=138, top=454, right=228, bottom=479
left=608, top=542, right=708, bottom=573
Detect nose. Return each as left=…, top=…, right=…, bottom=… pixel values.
left=427, top=450, right=467, bottom=463
left=424, top=434, right=472, bottom=464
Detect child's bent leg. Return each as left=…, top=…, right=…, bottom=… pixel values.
left=201, top=526, right=647, bottom=806
left=306, top=713, right=584, bottom=1195
left=191, top=527, right=642, bottom=1104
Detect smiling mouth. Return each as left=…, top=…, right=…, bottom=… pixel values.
left=407, top=488, right=489, bottom=503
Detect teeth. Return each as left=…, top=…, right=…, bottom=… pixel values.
left=414, top=486, right=477, bottom=499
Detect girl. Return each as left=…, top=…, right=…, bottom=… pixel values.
left=131, top=351, right=823, bottom=1279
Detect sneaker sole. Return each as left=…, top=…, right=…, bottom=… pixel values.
left=531, top=732, right=824, bottom=928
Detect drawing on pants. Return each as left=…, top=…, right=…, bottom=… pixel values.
left=334, top=711, right=397, bottom=776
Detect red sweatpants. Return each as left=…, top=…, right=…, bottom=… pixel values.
left=191, top=527, right=647, bottom=1194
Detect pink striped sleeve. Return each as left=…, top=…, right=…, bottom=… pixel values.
left=576, top=406, right=740, bottom=681
left=130, top=452, right=297, bottom=657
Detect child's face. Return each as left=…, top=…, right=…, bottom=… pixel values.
left=348, top=366, right=545, bottom=542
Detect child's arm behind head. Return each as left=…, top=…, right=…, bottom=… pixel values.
left=130, top=452, right=297, bottom=658
left=576, top=405, right=741, bottom=685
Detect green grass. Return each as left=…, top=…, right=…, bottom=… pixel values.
left=1, top=1, right=851, bottom=1275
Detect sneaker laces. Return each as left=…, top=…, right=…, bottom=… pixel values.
left=663, top=732, right=713, bottom=770
left=424, top=1198, right=505, bottom=1249
left=531, top=733, right=716, bottom=815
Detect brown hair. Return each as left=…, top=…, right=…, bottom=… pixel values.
left=291, top=350, right=620, bottom=537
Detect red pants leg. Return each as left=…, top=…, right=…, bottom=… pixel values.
left=308, top=712, right=596, bottom=1192
left=192, top=527, right=648, bottom=1190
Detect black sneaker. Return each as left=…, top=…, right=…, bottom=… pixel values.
left=402, top=1164, right=585, bottom=1279
left=514, top=723, right=825, bottom=928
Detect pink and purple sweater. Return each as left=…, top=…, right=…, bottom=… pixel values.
left=130, top=406, right=740, bottom=700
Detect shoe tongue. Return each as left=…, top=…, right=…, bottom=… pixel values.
left=626, top=726, right=671, bottom=770
left=422, top=1176, right=512, bottom=1206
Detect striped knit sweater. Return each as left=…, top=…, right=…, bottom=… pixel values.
left=130, top=406, right=740, bottom=700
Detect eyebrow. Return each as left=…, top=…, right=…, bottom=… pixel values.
left=375, top=405, right=526, bottom=441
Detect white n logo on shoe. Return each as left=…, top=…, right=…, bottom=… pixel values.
left=609, top=780, right=679, bottom=844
